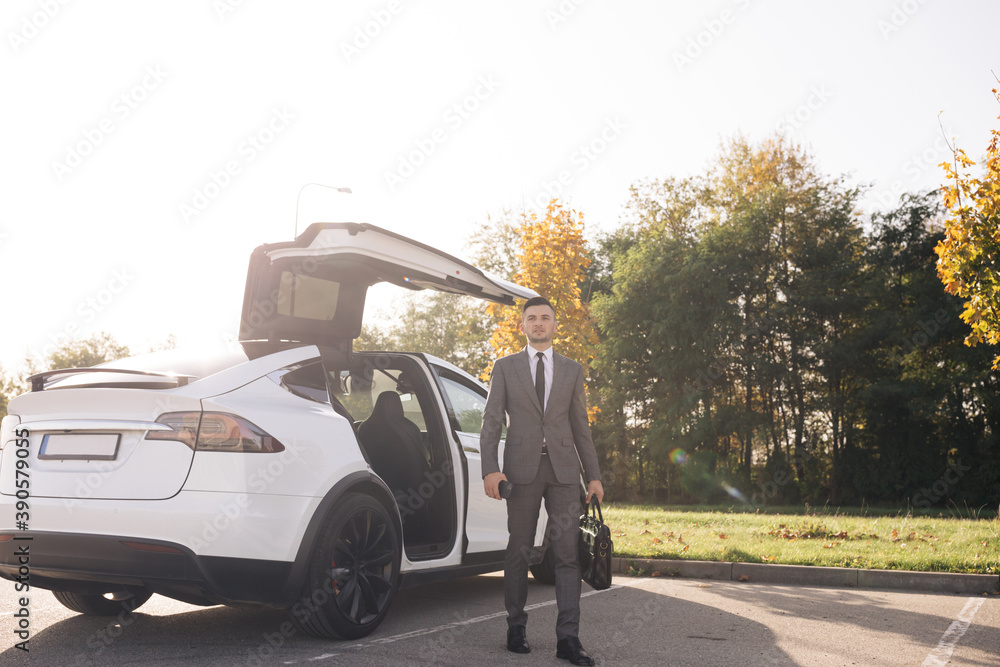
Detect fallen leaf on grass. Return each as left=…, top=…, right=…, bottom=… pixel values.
left=639, top=529, right=652, bottom=535
left=681, top=544, right=690, bottom=553
left=719, top=533, right=728, bottom=539
left=652, top=538, right=662, bottom=544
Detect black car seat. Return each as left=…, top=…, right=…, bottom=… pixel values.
left=357, top=391, right=430, bottom=536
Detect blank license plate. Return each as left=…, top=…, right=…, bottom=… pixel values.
left=39, top=433, right=121, bottom=460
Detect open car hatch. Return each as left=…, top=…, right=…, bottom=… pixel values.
left=240, top=222, right=537, bottom=347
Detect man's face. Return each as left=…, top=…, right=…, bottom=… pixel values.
left=520, top=304, right=557, bottom=348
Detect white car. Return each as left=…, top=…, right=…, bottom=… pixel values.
left=0, top=222, right=556, bottom=639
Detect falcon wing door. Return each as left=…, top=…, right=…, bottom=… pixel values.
left=240, top=222, right=537, bottom=349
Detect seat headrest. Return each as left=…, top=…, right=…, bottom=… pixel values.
left=371, top=391, right=404, bottom=421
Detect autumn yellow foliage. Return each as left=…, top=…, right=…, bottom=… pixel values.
left=484, top=200, right=598, bottom=379
left=935, top=86, right=1000, bottom=368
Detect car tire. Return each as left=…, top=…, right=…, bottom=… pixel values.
left=529, top=538, right=557, bottom=585
left=292, top=492, right=401, bottom=639
left=52, top=588, right=153, bottom=616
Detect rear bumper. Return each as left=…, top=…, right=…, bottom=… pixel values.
left=0, top=490, right=321, bottom=606
left=0, top=490, right=321, bottom=562
left=0, top=531, right=296, bottom=607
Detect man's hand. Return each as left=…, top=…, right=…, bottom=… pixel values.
left=484, top=472, right=508, bottom=500
left=585, top=479, right=604, bottom=505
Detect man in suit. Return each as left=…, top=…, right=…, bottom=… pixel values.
left=482, top=296, right=603, bottom=666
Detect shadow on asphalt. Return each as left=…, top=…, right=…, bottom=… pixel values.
left=697, top=579, right=1000, bottom=662
left=2, top=575, right=794, bottom=666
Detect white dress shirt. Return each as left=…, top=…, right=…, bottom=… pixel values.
left=526, top=344, right=553, bottom=409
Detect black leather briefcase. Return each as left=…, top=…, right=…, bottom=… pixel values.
left=578, top=497, right=613, bottom=590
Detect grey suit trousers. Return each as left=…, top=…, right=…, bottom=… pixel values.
left=505, top=453, right=582, bottom=639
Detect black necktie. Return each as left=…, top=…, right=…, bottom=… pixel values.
left=535, top=351, right=546, bottom=413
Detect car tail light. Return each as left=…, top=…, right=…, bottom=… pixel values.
left=146, top=412, right=201, bottom=449
left=146, top=412, right=284, bottom=453
left=196, top=413, right=285, bottom=453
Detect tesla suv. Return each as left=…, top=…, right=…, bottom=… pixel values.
left=0, top=222, right=555, bottom=639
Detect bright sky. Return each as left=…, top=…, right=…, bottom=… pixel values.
left=1, top=0, right=997, bottom=370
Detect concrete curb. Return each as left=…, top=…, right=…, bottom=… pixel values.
left=612, top=557, right=1000, bottom=596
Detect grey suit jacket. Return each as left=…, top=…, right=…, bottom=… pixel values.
left=480, top=349, right=602, bottom=486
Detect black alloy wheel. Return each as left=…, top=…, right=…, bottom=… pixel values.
left=293, top=493, right=401, bottom=639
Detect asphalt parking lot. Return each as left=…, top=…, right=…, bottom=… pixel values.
left=2, top=571, right=998, bottom=666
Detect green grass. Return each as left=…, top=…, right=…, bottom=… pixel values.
left=602, top=504, right=1000, bottom=574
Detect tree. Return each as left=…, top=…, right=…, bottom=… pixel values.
left=591, top=134, right=871, bottom=503
left=466, top=207, right=521, bottom=281
left=354, top=323, right=396, bottom=353
left=591, top=129, right=1000, bottom=507
left=853, top=193, right=993, bottom=506
left=936, top=84, right=1000, bottom=368
left=485, top=200, right=598, bottom=379
left=354, top=208, right=528, bottom=380
left=356, top=292, right=493, bottom=377
left=46, top=332, right=131, bottom=370
left=0, top=368, right=19, bottom=420
left=0, top=332, right=132, bottom=419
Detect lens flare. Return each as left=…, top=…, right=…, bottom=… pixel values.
left=669, top=448, right=687, bottom=465
left=721, top=483, right=750, bottom=505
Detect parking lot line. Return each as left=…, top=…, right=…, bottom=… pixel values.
left=922, top=597, right=986, bottom=667
left=285, top=580, right=632, bottom=664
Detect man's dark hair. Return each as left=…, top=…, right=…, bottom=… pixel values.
left=522, top=296, right=555, bottom=314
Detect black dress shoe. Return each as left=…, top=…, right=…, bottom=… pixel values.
left=507, top=624, right=530, bottom=653
left=557, top=636, right=595, bottom=665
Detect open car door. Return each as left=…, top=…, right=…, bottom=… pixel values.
left=239, top=222, right=537, bottom=349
